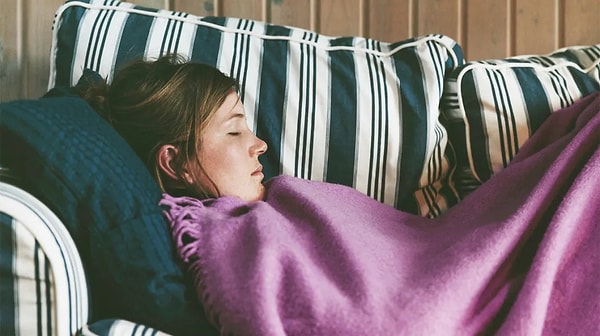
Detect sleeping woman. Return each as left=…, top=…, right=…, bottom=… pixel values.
left=78, top=54, right=268, bottom=203
left=78, top=54, right=600, bottom=336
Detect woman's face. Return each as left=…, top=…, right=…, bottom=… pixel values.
left=194, top=91, right=268, bottom=202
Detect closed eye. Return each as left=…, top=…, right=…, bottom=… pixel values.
left=228, top=132, right=241, bottom=136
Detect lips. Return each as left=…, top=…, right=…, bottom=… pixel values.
left=252, top=165, right=263, bottom=176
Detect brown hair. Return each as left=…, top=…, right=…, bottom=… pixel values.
left=78, top=54, right=238, bottom=198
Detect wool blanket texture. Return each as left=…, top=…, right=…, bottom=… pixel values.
left=160, top=92, right=600, bottom=336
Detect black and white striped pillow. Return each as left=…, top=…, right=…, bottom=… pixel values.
left=50, top=0, right=464, bottom=217
left=442, top=45, right=600, bottom=196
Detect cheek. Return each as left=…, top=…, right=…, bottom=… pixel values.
left=198, top=143, right=238, bottom=178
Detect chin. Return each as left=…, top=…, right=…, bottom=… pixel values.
left=251, top=184, right=266, bottom=202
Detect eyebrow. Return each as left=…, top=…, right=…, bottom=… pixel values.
left=227, top=112, right=245, bottom=121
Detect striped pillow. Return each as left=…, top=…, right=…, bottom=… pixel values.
left=50, top=0, right=464, bottom=217
left=441, top=45, right=600, bottom=196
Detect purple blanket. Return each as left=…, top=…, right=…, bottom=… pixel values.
left=161, top=92, right=600, bottom=336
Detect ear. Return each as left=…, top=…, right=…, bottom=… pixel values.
left=157, top=144, right=181, bottom=181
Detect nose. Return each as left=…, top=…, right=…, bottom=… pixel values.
left=252, top=135, right=268, bottom=156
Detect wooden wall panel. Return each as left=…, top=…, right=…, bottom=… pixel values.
left=564, top=0, right=600, bottom=46
left=464, top=0, right=508, bottom=60
left=0, top=0, right=22, bottom=102
left=128, top=0, right=168, bottom=10
left=221, top=0, right=263, bottom=21
left=1, top=0, right=598, bottom=101
left=318, top=0, right=361, bottom=37
left=173, top=0, right=215, bottom=16
left=416, top=0, right=461, bottom=42
left=0, top=0, right=64, bottom=100
left=367, top=0, right=411, bottom=42
left=515, top=0, right=557, bottom=55
left=270, top=0, right=312, bottom=31
left=23, top=0, right=64, bottom=98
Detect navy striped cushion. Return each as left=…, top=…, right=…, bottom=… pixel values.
left=81, top=318, right=171, bottom=336
left=50, top=0, right=464, bottom=217
left=0, top=182, right=88, bottom=336
left=441, top=45, right=600, bottom=196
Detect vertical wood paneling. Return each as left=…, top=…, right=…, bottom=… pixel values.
left=221, top=0, right=263, bottom=21
left=464, top=0, right=508, bottom=60
left=0, top=0, right=22, bottom=102
left=564, top=0, right=600, bottom=47
left=270, top=0, right=312, bottom=31
left=416, top=0, right=461, bottom=42
left=367, top=0, right=411, bottom=42
left=128, top=0, right=168, bottom=9
left=318, top=0, right=361, bottom=37
left=1, top=0, right=598, bottom=101
left=515, top=0, right=556, bottom=55
left=23, top=0, right=63, bottom=98
left=173, top=0, right=215, bottom=16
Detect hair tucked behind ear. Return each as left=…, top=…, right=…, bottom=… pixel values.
left=76, top=54, right=238, bottom=198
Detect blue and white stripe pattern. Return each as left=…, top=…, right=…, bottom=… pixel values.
left=81, top=318, right=172, bottom=336
left=49, top=0, right=464, bottom=217
left=442, top=45, right=600, bottom=196
left=0, top=182, right=89, bottom=336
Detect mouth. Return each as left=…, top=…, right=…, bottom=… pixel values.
left=251, top=165, right=263, bottom=177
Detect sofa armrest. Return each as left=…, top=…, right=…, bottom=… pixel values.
left=81, top=319, right=172, bottom=336
left=0, top=181, right=89, bottom=335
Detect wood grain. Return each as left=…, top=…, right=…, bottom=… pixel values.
left=564, top=0, right=600, bottom=47
left=318, top=0, right=361, bottom=37
left=366, top=0, right=411, bottom=42
left=416, top=0, right=461, bottom=42
left=270, top=0, right=312, bottom=31
left=2, top=0, right=598, bottom=101
left=0, top=0, right=22, bottom=101
left=221, top=0, right=263, bottom=20
left=23, top=0, right=63, bottom=99
left=464, top=0, right=509, bottom=60
left=515, top=0, right=556, bottom=55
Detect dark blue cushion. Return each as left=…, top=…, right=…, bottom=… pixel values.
left=0, top=96, right=215, bottom=335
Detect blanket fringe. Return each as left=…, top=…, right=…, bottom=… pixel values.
left=159, top=194, right=222, bottom=330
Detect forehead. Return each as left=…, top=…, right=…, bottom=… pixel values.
left=210, top=92, right=244, bottom=123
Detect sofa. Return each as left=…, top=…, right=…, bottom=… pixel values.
left=1, top=0, right=598, bottom=335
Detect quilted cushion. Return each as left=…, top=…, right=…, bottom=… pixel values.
left=441, top=45, right=600, bottom=196
left=49, top=0, right=464, bottom=217
left=0, top=97, right=214, bottom=335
